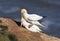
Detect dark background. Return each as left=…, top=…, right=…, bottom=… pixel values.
left=0, top=0, right=60, bottom=38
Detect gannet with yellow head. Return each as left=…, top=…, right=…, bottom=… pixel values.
left=21, top=8, right=45, bottom=27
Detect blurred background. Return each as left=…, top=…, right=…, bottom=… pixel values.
left=0, top=0, right=60, bottom=38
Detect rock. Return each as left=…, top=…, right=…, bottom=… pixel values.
left=0, top=18, right=60, bottom=41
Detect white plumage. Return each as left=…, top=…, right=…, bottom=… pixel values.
left=20, top=8, right=45, bottom=32
left=21, top=17, right=42, bottom=32
left=21, top=9, right=45, bottom=27
left=23, top=14, right=43, bottom=21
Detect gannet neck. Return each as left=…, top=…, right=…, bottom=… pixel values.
left=21, top=17, right=25, bottom=22
left=22, top=12, right=29, bottom=19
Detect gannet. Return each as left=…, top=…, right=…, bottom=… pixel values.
left=21, top=17, right=42, bottom=32
left=21, top=8, right=45, bottom=27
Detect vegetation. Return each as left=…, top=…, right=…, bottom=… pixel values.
left=0, top=25, right=18, bottom=41
left=8, top=34, right=18, bottom=41
left=0, top=34, right=10, bottom=41
left=0, top=25, right=10, bottom=41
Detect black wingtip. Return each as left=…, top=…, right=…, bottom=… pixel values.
left=43, top=16, right=47, bottom=18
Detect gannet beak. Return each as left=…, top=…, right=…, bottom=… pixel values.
left=21, top=9, right=27, bottom=14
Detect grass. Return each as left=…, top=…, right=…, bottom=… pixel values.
left=0, top=25, right=18, bottom=41
left=0, top=34, right=10, bottom=41
left=0, top=25, right=10, bottom=41
left=0, top=25, right=8, bottom=31
left=8, top=34, right=18, bottom=41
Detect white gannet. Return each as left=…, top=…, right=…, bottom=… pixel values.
left=21, top=17, right=42, bottom=32
left=21, top=8, right=45, bottom=27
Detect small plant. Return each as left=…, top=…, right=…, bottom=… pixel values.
left=0, top=34, right=10, bottom=41
left=8, top=34, right=18, bottom=41
left=0, top=20, right=8, bottom=31
left=0, top=25, right=8, bottom=31
left=0, top=20, right=18, bottom=41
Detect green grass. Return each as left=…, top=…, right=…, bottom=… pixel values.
left=0, top=25, right=18, bottom=41
left=0, top=33, right=18, bottom=41
left=0, top=25, right=10, bottom=41
left=0, top=34, right=10, bottom=41
left=0, top=25, right=8, bottom=31
left=8, top=34, right=18, bottom=41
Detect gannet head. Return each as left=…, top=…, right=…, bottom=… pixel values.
left=21, top=9, right=27, bottom=14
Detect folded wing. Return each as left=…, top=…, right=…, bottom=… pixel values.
left=28, top=14, right=43, bottom=21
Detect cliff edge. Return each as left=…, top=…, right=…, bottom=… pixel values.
left=0, top=18, right=60, bottom=41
